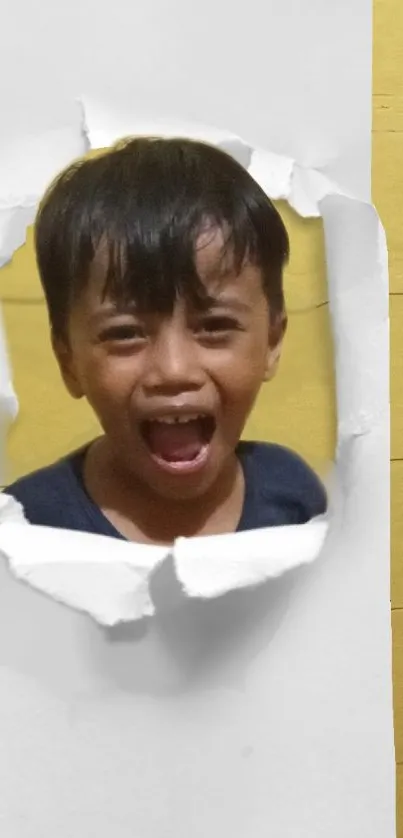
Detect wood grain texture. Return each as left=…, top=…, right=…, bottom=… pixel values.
left=373, top=0, right=402, bottom=833
left=372, top=133, right=403, bottom=295
left=393, top=610, right=403, bottom=764
left=391, top=296, right=403, bottom=461
left=392, top=462, right=403, bottom=609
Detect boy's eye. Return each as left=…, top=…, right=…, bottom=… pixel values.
left=197, top=317, right=240, bottom=335
left=98, top=317, right=241, bottom=345
left=99, top=324, right=145, bottom=342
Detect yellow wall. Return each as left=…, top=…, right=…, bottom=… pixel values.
left=373, top=0, right=402, bottom=830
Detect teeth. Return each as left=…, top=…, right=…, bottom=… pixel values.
left=157, top=413, right=202, bottom=425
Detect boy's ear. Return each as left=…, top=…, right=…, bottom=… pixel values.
left=51, top=331, right=84, bottom=400
left=263, top=311, right=287, bottom=382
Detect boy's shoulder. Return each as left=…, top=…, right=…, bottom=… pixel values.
left=237, top=440, right=327, bottom=528
left=3, top=449, right=89, bottom=531
left=4, top=440, right=328, bottom=534
left=4, top=454, right=74, bottom=494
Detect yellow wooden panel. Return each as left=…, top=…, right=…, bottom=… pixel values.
left=390, top=295, right=403, bottom=461
left=373, top=93, right=403, bottom=134
left=372, top=133, right=403, bottom=295
left=276, top=202, right=327, bottom=311
left=374, top=0, right=402, bottom=807
left=392, top=462, right=403, bottom=609
left=392, top=610, right=403, bottom=764
left=0, top=228, right=43, bottom=302
left=372, top=0, right=403, bottom=297
left=3, top=301, right=100, bottom=482
left=373, top=0, right=403, bottom=102
left=245, top=304, right=335, bottom=475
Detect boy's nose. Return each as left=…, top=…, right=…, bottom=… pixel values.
left=142, top=330, right=205, bottom=393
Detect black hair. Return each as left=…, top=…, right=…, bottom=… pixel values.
left=34, top=136, right=290, bottom=339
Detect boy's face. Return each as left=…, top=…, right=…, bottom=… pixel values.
left=55, top=228, right=285, bottom=502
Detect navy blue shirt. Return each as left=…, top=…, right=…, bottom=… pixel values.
left=3, top=441, right=327, bottom=538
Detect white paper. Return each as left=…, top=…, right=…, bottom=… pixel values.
left=0, top=124, right=88, bottom=269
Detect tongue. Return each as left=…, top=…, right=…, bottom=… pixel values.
left=146, top=420, right=205, bottom=462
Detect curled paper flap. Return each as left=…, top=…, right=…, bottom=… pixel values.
left=0, top=307, right=18, bottom=484
left=0, top=307, right=18, bottom=421
left=247, top=146, right=294, bottom=202
left=0, top=124, right=88, bottom=268
left=0, top=492, right=28, bottom=524
left=0, top=513, right=329, bottom=625
left=78, top=96, right=347, bottom=218
left=168, top=518, right=328, bottom=599
left=79, top=95, right=246, bottom=154
left=0, top=521, right=165, bottom=625
left=320, top=196, right=389, bottom=440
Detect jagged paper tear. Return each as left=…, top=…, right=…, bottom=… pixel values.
left=0, top=499, right=329, bottom=626
left=0, top=122, right=88, bottom=269
left=0, top=95, right=388, bottom=625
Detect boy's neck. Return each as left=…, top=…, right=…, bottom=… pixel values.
left=82, top=437, right=245, bottom=545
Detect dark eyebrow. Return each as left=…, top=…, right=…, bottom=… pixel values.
left=198, top=296, right=252, bottom=314
left=90, top=296, right=252, bottom=324
left=90, top=301, right=138, bottom=323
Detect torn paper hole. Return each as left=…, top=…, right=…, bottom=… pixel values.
left=0, top=96, right=388, bottom=625
left=0, top=514, right=329, bottom=626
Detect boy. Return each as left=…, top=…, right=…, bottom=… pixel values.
left=4, top=137, right=327, bottom=545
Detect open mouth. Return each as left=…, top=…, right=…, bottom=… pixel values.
left=140, top=414, right=216, bottom=472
